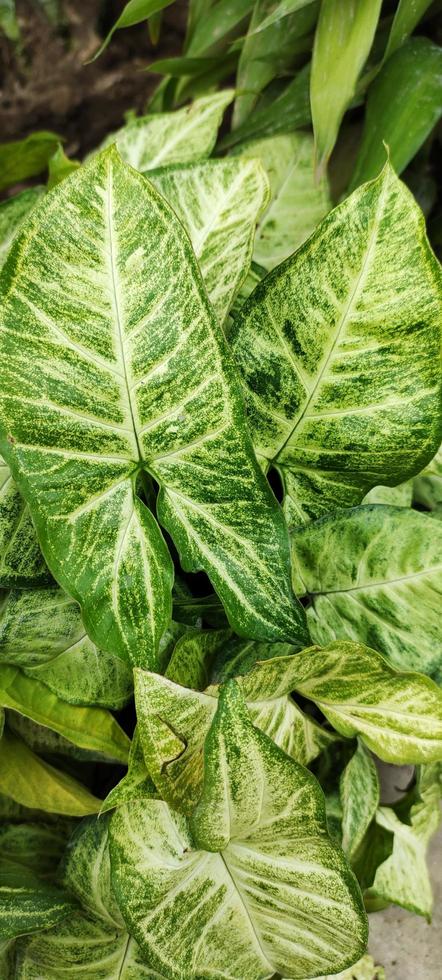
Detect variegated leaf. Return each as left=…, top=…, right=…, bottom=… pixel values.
left=340, top=741, right=379, bottom=860
left=100, top=90, right=234, bottom=171
left=0, top=730, right=101, bottom=816
left=101, top=729, right=156, bottom=813
left=293, top=954, right=386, bottom=980
left=413, top=442, right=442, bottom=511
left=110, top=683, right=367, bottom=980
left=0, top=147, right=306, bottom=668
left=0, top=188, right=44, bottom=271
left=237, top=132, right=331, bottom=270
left=0, top=455, right=50, bottom=587
left=150, top=157, right=269, bottom=322
left=362, top=481, right=412, bottom=506
left=0, top=588, right=133, bottom=709
left=0, top=871, right=75, bottom=943
left=292, top=505, right=442, bottom=681
left=231, top=165, right=442, bottom=525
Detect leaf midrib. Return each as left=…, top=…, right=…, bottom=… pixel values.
left=310, top=563, right=442, bottom=595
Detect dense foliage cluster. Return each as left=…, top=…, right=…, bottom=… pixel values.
left=0, top=2, right=441, bottom=978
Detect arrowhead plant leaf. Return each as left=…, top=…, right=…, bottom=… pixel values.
left=0, top=146, right=306, bottom=668
left=0, top=456, right=50, bottom=587
left=340, top=741, right=379, bottom=861
left=231, top=164, right=442, bottom=525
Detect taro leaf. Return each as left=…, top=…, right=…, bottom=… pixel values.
left=0, top=147, right=306, bottom=669
left=0, top=132, right=60, bottom=193
left=349, top=38, right=442, bottom=191
left=111, top=683, right=367, bottom=980
left=185, top=0, right=254, bottom=57
left=247, top=0, right=318, bottom=37
left=236, top=132, right=331, bottom=270
left=384, top=0, right=434, bottom=60
left=99, top=91, right=234, bottom=171
left=135, top=639, right=339, bottom=813
left=0, top=730, right=101, bottom=815
left=292, top=505, right=442, bottom=681
left=90, top=0, right=176, bottom=61
left=366, top=763, right=441, bottom=919
left=219, top=63, right=311, bottom=150
left=0, top=189, right=44, bottom=271
left=0, top=456, right=51, bottom=587
left=47, top=145, right=80, bottom=189
left=362, top=481, right=412, bottom=506
left=413, top=442, right=442, bottom=511
left=0, top=665, right=130, bottom=763
left=150, top=157, right=269, bottom=322
left=311, top=0, right=382, bottom=174
left=231, top=165, right=442, bottom=527
left=340, top=741, right=379, bottom=860
left=101, top=729, right=156, bottom=813
left=0, top=588, right=133, bottom=709
left=288, top=641, right=442, bottom=764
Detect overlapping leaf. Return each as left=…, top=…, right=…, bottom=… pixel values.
left=0, top=730, right=101, bottom=816
left=0, top=190, right=44, bottom=271
left=0, top=457, right=50, bottom=587
left=340, top=742, right=379, bottom=860
left=414, top=442, right=442, bottom=511
left=231, top=165, right=442, bottom=525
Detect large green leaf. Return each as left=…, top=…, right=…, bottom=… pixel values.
left=0, top=730, right=101, bottom=816
left=237, top=133, right=331, bottom=271
left=0, top=588, right=133, bottom=709
left=349, top=38, right=442, bottom=190
left=100, top=91, right=233, bottom=172
left=0, top=456, right=50, bottom=587
left=413, top=442, right=442, bottom=511
left=340, top=741, right=379, bottom=861
left=0, top=189, right=44, bottom=271
left=151, top=157, right=269, bottom=322
left=231, top=165, right=442, bottom=526
left=0, top=666, right=130, bottom=762
left=310, top=0, right=382, bottom=174
left=0, top=132, right=60, bottom=193
left=292, top=505, right=442, bottom=680
left=111, top=683, right=367, bottom=979
left=0, top=147, right=306, bottom=667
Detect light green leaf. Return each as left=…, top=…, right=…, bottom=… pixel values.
left=384, top=0, right=433, bottom=61
left=0, top=0, right=19, bottom=41
left=414, top=442, right=442, bottom=511
left=311, top=0, right=382, bottom=174
left=101, top=729, right=156, bottom=813
left=0, top=189, right=44, bottom=271
left=0, top=456, right=50, bottom=587
left=237, top=132, right=331, bottom=270
left=90, top=0, right=175, bottom=60
left=0, top=665, right=130, bottom=763
left=111, top=683, right=367, bottom=979
left=0, top=132, right=60, bottom=193
left=288, top=641, right=442, bottom=764
left=150, top=157, right=270, bottom=322
left=340, top=742, right=379, bottom=860
left=0, top=730, right=101, bottom=816
left=0, top=588, right=133, bottom=709
left=349, top=38, right=442, bottom=190
left=296, top=954, right=386, bottom=980
left=100, top=91, right=234, bottom=171
left=0, top=146, right=306, bottom=666
left=186, top=0, right=253, bottom=56
left=362, top=480, right=412, bottom=506
left=231, top=165, right=442, bottom=526
left=247, top=0, right=317, bottom=37
left=292, top=505, right=442, bottom=680
left=47, top=144, right=80, bottom=189
left=62, top=815, right=123, bottom=927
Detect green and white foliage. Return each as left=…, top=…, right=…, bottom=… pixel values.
left=413, top=442, right=442, bottom=512
left=292, top=505, right=442, bottom=681
left=110, top=683, right=367, bottom=980
left=150, top=157, right=269, bottom=322
left=340, top=742, right=379, bottom=861
left=0, top=588, right=133, bottom=709
left=297, top=954, right=386, bottom=980
left=237, top=133, right=331, bottom=270
left=0, top=146, right=306, bottom=669
left=0, top=457, right=50, bottom=587
left=0, top=189, right=44, bottom=271
left=100, top=90, right=234, bottom=172
left=231, top=165, right=442, bottom=526
left=0, top=729, right=101, bottom=816
left=362, top=481, right=412, bottom=506
left=101, top=729, right=156, bottom=814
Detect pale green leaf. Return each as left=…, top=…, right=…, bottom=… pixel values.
left=111, top=683, right=367, bottom=979
left=0, top=588, right=133, bottom=709
left=0, top=189, right=44, bottom=271
left=7, top=711, right=123, bottom=764
left=237, top=132, right=331, bottom=270
left=0, top=132, right=60, bottom=193
left=150, top=157, right=270, bottom=322
left=0, top=146, right=306, bottom=667
left=101, top=729, right=156, bottom=813
left=340, top=742, right=379, bottom=860
left=288, top=641, right=442, bottom=764
left=62, top=815, right=123, bottom=927
left=295, top=954, right=386, bottom=980
left=231, top=165, right=442, bottom=526
left=292, top=505, right=442, bottom=680
left=413, top=442, right=442, bottom=510
left=0, top=456, right=50, bottom=587
left=362, top=481, right=412, bottom=506
left=0, top=730, right=101, bottom=816
left=0, top=665, right=130, bottom=763
left=384, top=0, right=433, bottom=60
left=100, top=91, right=234, bottom=171
left=47, top=144, right=80, bottom=189
left=311, top=0, right=382, bottom=173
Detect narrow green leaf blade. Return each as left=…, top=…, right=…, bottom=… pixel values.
left=340, top=742, right=379, bottom=860
left=90, top=0, right=175, bottom=61
left=384, top=0, right=434, bottom=61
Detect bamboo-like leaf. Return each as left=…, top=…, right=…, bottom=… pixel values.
left=384, top=0, right=434, bottom=61
left=90, top=0, right=175, bottom=61
left=0, top=666, right=130, bottom=763
left=0, top=457, right=50, bottom=587
left=247, top=0, right=317, bottom=37
left=219, top=64, right=312, bottom=150
left=151, top=157, right=270, bottom=321
left=100, top=91, right=234, bottom=172
left=413, top=442, right=442, bottom=511
left=237, top=133, right=331, bottom=270
left=0, top=731, right=101, bottom=816
left=0, top=147, right=306, bottom=667
left=349, top=38, right=442, bottom=190
left=111, top=683, right=367, bottom=979
left=292, top=954, right=386, bottom=980
left=311, top=0, right=382, bottom=174
left=292, top=505, right=442, bottom=680
left=0, top=189, right=44, bottom=270
left=0, top=588, right=133, bottom=709
left=231, top=165, right=442, bottom=525
left=340, top=742, right=379, bottom=860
